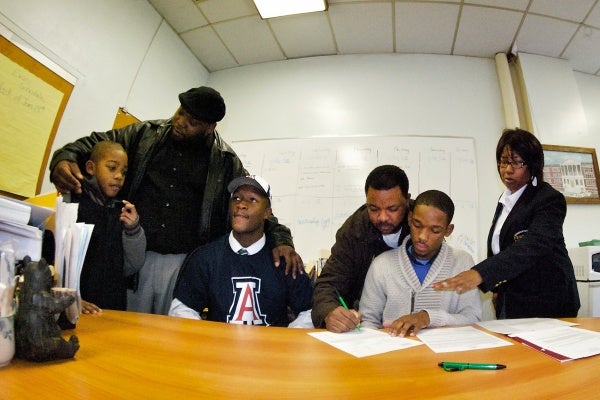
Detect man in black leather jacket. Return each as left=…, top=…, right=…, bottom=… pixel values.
left=50, top=86, right=303, bottom=315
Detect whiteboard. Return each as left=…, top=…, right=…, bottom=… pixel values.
left=233, top=136, right=478, bottom=264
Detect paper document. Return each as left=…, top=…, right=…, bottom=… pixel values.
left=64, top=222, right=93, bottom=290
left=417, top=326, right=513, bottom=353
left=0, top=194, right=53, bottom=228
left=53, top=196, right=94, bottom=324
left=0, top=196, right=31, bottom=225
left=511, top=326, right=600, bottom=362
left=54, top=196, right=80, bottom=281
left=0, top=220, right=43, bottom=260
left=475, top=318, right=578, bottom=335
left=308, top=328, right=423, bottom=358
left=0, top=195, right=53, bottom=261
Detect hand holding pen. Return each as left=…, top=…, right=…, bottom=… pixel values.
left=337, top=293, right=360, bottom=332
left=324, top=290, right=361, bottom=333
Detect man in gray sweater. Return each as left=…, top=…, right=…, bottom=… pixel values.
left=359, top=190, right=482, bottom=337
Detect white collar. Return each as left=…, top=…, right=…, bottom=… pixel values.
left=382, top=228, right=402, bottom=249
left=500, top=183, right=528, bottom=212
left=228, top=232, right=266, bottom=255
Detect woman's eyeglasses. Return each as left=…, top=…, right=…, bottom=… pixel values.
left=498, top=160, right=526, bottom=169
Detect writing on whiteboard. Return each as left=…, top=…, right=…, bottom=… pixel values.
left=234, top=136, right=478, bottom=263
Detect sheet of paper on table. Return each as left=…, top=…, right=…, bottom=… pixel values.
left=416, top=326, right=513, bottom=353
left=308, top=328, right=423, bottom=358
left=475, top=318, right=578, bottom=335
left=511, top=326, right=600, bottom=362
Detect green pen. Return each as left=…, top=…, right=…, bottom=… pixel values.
left=438, top=362, right=506, bottom=371
left=336, top=290, right=360, bottom=331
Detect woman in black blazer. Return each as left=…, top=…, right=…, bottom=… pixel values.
left=434, top=129, right=580, bottom=318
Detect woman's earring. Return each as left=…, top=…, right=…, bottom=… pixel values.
left=531, top=176, right=538, bottom=186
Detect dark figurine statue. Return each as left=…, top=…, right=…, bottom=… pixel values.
left=14, top=257, right=79, bottom=362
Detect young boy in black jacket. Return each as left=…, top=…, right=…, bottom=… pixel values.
left=73, top=141, right=146, bottom=313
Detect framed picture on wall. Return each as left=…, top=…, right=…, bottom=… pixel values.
left=542, top=144, right=600, bottom=204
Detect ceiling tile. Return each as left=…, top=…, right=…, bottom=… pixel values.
left=517, top=15, right=578, bottom=58
left=329, top=3, right=393, bottom=53
left=181, top=26, right=238, bottom=71
left=395, top=2, right=459, bottom=54
left=330, top=0, right=399, bottom=3
left=150, top=1, right=600, bottom=75
left=148, top=0, right=207, bottom=32
left=454, top=5, right=523, bottom=57
left=396, top=0, right=461, bottom=3
left=562, top=26, right=600, bottom=74
left=529, top=0, right=596, bottom=22
left=197, top=0, right=257, bottom=23
left=586, top=3, right=600, bottom=29
left=214, top=16, right=285, bottom=66
left=269, top=13, right=336, bottom=58
left=466, top=0, right=529, bottom=10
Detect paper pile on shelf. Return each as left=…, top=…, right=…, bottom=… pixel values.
left=0, top=196, right=31, bottom=225
left=0, top=195, right=53, bottom=261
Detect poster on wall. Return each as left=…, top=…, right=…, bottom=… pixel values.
left=0, top=33, right=74, bottom=199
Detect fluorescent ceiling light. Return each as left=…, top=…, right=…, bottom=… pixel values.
left=253, top=0, right=327, bottom=19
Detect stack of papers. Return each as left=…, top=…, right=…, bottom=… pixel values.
left=54, top=195, right=94, bottom=324
left=475, top=318, right=600, bottom=362
left=0, top=221, right=43, bottom=261
left=0, top=195, right=53, bottom=261
left=0, top=196, right=31, bottom=225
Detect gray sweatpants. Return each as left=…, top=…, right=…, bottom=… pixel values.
left=127, top=251, right=187, bottom=315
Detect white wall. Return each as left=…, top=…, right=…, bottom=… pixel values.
left=0, top=0, right=209, bottom=194
left=519, top=54, right=600, bottom=249
left=575, top=72, right=600, bottom=144
left=568, top=71, right=600, bottom=248
left=519, top=53, right=589, bottom=140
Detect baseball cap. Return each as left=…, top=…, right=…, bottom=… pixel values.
left=227, top=175, right=271, bottom=199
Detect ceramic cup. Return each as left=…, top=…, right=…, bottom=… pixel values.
left=0, top=314, right=15, bottom=367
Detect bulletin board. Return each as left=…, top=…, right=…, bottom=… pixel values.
left=113, top=107, right=140, bottom=129
left=0, top=34, right=73, bottom=199
left=233, top=136, right=479, bottom=263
